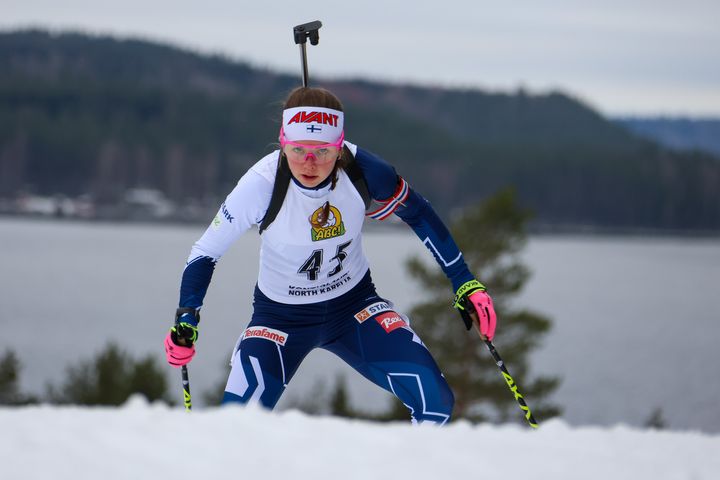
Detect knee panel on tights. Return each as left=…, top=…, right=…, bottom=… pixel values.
left=223, top=337, right=288, bottom=409
left=383, top=364, right=455, bottom=425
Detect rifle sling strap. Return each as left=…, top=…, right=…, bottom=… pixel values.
left=258, top=147, right=370, bottom=235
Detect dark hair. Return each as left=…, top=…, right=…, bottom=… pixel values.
left=283, top=87, right=344, bottom=112
left=281, top=87, right=349, bottom=190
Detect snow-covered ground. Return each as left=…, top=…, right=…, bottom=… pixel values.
left=3, top=397, right=719, bottom=480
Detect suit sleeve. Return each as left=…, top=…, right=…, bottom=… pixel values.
left=352, top=146, right=475, bottom=292
left=179, top=169, right=272, bottom=308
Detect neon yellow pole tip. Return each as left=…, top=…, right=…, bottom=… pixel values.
left=181, top=365, right=192, bottom=412
left=485, top=340, right=539, bottom=428
left=183, top=390, right=192, bottom=411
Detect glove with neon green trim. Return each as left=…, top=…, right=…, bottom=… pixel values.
left=164, top=308, right=200, bottom=367
left=453, top=279, right=497, bottom=340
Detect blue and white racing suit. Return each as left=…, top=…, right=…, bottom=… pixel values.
left=178, top=142, right=475, bottom=424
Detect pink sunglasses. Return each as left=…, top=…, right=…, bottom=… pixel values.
left=279, top=128, right=345, bottom=164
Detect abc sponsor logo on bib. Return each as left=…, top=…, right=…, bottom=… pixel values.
left=308, top=201, right=345, bottom=241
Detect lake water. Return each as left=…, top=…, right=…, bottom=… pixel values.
left=1, top=218, right=718, bottom=432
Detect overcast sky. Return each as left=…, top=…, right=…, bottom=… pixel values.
left=2, top=0, right=719, bottom=116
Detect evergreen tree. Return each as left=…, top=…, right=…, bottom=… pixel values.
left=0, top=349, right=38, bottom=405
left=47, top=343, right=171, bottom=405
left=202, top=363, right=231, bottom=406
left=327, top=376, right=407, bottom=422
left=406, top=188, right=562, bottom=423
left=373, top=397, right=412, bottom=423
left=644, top=407, right=667, bottom=430
left=329, top=375, right=355, bottom=419
left=0, top=350, right=22, bottom=404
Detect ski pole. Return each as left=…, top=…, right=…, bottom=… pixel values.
left=293, top=20, right=322, bottom=87
left=483, top=339, right=538, bottom=428
left=181, top=364, right=192, bottom=411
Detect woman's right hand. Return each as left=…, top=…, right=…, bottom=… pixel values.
left=164, top=327, right=196, bottom=367
left=164, top=309, right=200, bottom=367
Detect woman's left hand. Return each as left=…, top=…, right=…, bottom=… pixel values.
left=466, top=289, right=497, bottom=341
left=453, top=279, right=497, bottom=340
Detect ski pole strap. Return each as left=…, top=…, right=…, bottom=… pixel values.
left=175, top=307, right=200, bottom=324
left=259, top=147, right=370, bottom=234
left=174, top=308, right=200, bottom=345
left=452, top=279, right=486, bottom=310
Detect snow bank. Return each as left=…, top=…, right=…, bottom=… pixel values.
left=3, top=396, right=719, bottom=480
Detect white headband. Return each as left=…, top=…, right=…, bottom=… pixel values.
left=281, top=106, right=344, bottom=143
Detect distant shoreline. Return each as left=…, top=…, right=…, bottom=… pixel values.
left=2, top=212, right=718, bottom=239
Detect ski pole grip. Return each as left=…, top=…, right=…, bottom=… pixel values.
left=466, top=308, right=489, bottom=340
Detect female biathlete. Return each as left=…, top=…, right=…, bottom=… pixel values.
left=164, top=87, right=497, bottom=424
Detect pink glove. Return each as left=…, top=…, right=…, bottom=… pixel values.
left=467, top=290, right=497, bottom=340
left=164, top=331, right=195, bottom=367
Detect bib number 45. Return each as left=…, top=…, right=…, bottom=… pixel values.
left=298, top=240, right=351, bottom=281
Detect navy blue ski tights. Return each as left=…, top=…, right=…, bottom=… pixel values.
left=222, top=271, right=454, bottom=424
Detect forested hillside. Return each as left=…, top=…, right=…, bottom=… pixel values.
left=2, top=30, right=719, bottom=231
